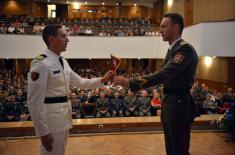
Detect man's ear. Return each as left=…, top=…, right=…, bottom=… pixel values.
left=173, top=24, right=180, bottom=33
left=48, top=36, right=55, bottom=45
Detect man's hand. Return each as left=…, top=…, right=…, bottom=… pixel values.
left=113, top=76, right=129, bottom=88
left=143, top=110, right=147, bottom=113
left=101, top=71, right=116, bottom=83
left=129, top=108, right=134, bottom=112
left=41, top=133, right=53, bottom=152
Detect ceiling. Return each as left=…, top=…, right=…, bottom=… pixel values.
left=18, top=0, right=157, bottom=8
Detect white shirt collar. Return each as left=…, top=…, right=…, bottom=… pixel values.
left=45, top=49, right=60, bottom=60
left=169, top=37, right=181, bottom=51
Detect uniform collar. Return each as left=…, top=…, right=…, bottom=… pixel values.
left=45, top=49, right=60, bottom=60
left=169, top=37, right=181, bottom=51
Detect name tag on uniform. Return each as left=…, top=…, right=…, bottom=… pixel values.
left=53, top=70, right=60, bottom=74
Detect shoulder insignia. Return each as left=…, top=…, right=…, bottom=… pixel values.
left=138, top=77, right=148, bottom=89
left=180, top=41, right=188, bottom=46
left=35, top=54, right=47, bottom=61
left=173, top=53, right=185, bottom=64
left=31, top=72, right=40, bottom=81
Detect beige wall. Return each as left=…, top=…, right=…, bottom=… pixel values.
left=196, top=57, right=228, bottom=83
left=193, top=0, right=235, bottom=23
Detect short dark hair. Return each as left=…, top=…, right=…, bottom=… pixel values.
left=42, top=24, right=62, bottom=46
left=163, top=13, right=184, bottom=35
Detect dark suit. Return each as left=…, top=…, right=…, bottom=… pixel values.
left=128, top=39, right=199, bottom=155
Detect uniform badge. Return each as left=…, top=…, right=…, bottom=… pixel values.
left=173, top=53, right=184, bottom=64
left=31, top=72, right=39, bottom=81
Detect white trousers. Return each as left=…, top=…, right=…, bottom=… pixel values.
left=40, top=130, right=69, bottom=155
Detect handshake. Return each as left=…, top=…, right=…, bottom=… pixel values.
left=100, top=71, right=129, bottom=88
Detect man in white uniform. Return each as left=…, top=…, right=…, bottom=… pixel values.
left=27, top=25, right=114, bottom=155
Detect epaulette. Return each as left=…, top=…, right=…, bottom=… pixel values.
left=138, top=77, right=148, bottom=89
left=180, top=41, right=188, bottom=46
left=35, top=54, right=47, bottom=61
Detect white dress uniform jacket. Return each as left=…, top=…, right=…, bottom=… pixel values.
left=27, top=49, right=103, bottom=137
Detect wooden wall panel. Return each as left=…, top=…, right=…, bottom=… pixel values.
left=68, top=5, right=117, bottom=19
left=193, top=0, right=235, bottom=23
left=67, top=5, right=152, bottom=19
left=32, top=2, right=47, bottom=18
left=164, top=0, right=185, bottom=19
left=196, top=57, right=228, bottom=83
left=0, top=1, right=28, bottom=16
left=227, top=58, right=235, bottom=90
left=152, top=0, right=164, bottom=25
left=121, top=6, right=152, bottom=19
left=184, top=0, right=194, bottom=26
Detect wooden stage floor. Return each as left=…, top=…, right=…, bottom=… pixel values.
left=0, top=132, right=234, bottom=155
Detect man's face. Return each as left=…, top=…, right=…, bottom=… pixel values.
left=100, top=92, right=105, bottom=98
left=51, top=28, right=69, bottom=53
left=114, top=92, right=119, bottom=98
left=71, top=93, right=77, bottom=99
left=127, top=90, right=133, bottom=96
left=9, top=96, right=15, bottom=103
left=142, top=91, right=147, bottom=97
left=80, top=90, right=85, bottom=96
left=159, top=17, right=175, bottom=42
left=17, top=90, right=23, bottom=96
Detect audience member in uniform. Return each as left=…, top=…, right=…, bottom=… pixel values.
left=138, top=90, right=151, bottom=116
left=78, top=89, right=88, bottom=103
left=70, top=92, right=81, bottom=119
left=0, top=94, right=6, bottom=121
left=16, top=89, right=26, bottom=104
left=96, top=91, right=110, bottom=117
left=4, top=95, right=20, bottom=121
left=202, top=94, right=218, bottom=114
left=19, top=100, right=31, bottom=121
left=223, top=87, right=235, bottom=103
left=110, top=91, right=124, bottom=117
left=124, top=89, right=138, bottom=116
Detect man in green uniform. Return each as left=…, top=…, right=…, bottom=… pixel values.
left=124, top=89, right=138, bottom=116
left=138, top=90, right=151, bottom=116
left=114, top=13, right=199, bottom=155
left=96, top=91, right=111, bottom=118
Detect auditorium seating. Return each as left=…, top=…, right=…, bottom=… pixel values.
left=0, top=17, right=159, bottom=36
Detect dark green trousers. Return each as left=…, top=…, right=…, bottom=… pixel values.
left=163, top=122, right=192, bottom=155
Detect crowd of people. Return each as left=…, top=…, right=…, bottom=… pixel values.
left=0, top=16, right=159, bottom=36
left=0, top=67, right=234, bottom=122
